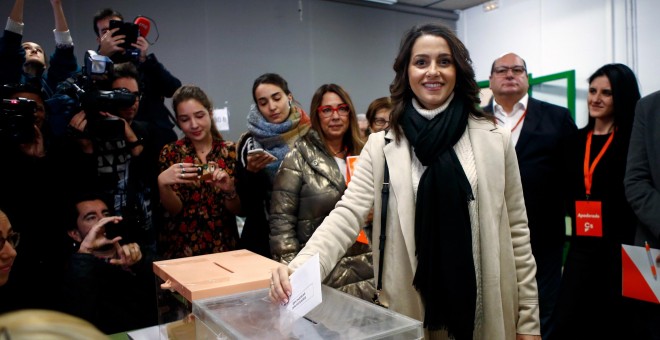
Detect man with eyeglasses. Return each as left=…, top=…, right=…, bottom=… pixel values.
left=484, top=52, right=576, bottom=339
left=66, top=62, right=159, bottom=266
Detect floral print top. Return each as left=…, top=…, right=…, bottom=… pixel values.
left=158, top=136, right=239, bottom=260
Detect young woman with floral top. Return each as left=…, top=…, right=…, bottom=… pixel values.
left=157, top=85, right=240, bottom=259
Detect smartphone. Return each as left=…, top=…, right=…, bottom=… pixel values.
left=109, top=20, right=139, bottom=49
left=194, top=163, right=216, bottom=181
left=248, top=148, right=276, bottom=160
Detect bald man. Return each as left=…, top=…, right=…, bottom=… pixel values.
left=484, top=53, right=576, bottom=338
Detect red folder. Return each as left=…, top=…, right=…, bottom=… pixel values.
left=621, top=244, right=660, bottom=304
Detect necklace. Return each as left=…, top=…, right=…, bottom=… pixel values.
left=331, top=147, right=346, bottom=156
left=194, top=140, right=213, bottom=155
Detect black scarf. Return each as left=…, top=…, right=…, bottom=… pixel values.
left=402, top=99, right=476, bottom=339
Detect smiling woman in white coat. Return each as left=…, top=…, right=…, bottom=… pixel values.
left=269, top=23, right=541, bottom=340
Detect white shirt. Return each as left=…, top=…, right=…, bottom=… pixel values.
left=334, top=157, right=347, bottom=182
left=493, top=94, right=529, bottom=146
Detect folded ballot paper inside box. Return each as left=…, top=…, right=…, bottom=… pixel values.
left=193, top=285, right=423, bottom=339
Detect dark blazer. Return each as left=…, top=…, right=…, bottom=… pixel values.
left=625, top=90, right=660, bottom=247
left=484, top=97, right=576, bottom=254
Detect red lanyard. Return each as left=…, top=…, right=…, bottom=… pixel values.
left=583, top=130, right=615, bottom=197
left=510, top=109, right=527, bottom=132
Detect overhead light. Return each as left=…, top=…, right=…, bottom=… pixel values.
left=364, top=0, right=397, bottom=4
left=483, top=0, right=499, bottom=11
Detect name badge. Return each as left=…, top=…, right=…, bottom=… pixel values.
left=575, top=200, right=603, bottom=237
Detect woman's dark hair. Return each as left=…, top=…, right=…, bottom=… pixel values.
left=365, top=97, right=393, bottom=133
left=172, top=85, right=222, bottom=140
left=586, top=63, right=640, bottom=134
left=309, top=84, right=364, bottom=156
left=251, top=73, right=291, bottom=104
left=21, top=42, right=49, bottom=70
left=389, top=23, right=489, bottom=141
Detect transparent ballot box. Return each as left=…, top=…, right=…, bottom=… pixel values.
left=193, top=285, right=423, bottom=339
left=152, top=250, right=284, bottom=338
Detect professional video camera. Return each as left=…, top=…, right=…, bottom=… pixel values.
left=58, top=50, right=136, bottom=141
left=0, top=97, right=37, bottom=144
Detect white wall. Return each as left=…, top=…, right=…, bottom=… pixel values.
left=458, top=0, right=660, bottom=128
left=0, top=0, right=453, bottom=142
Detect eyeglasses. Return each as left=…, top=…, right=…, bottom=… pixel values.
left=373, top=118, right=389, bottom=127
left=317, top=104, right=350, bottom=117
left=492, top=66, right=526, bottom=77
left=0, top=231, right=20, bottom=249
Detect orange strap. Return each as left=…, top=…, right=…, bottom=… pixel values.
left=344, top=154, right=369, bottom=244
left=510, top=109, right=527, bottom=132
left=583, top=130, right=615, bottom=197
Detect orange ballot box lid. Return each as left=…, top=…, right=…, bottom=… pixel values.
left=153, top=249, right=284, bottom=302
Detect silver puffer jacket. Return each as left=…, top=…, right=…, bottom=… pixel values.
left=269, top=130, right=375, bottom=301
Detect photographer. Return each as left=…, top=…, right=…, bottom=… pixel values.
left=93, top=8, right=181, bottom=150
left=0, top=0, right=78, bottom=99
left=60, top=193, right=156, bottom=334
left=0, top=83, right=70, bottom=312
left=66, top=61, right=161, bottom=256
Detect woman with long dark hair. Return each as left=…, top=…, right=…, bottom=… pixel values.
left=269, top=23, right=540, bottom=339
left=551, top=64, right=641, bottom=340
left=235, top=73, right=310, bottom=257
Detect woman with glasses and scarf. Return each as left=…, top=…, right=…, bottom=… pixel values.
left=235, top=73, right=311, bottom=257
left=269, top=83, right=375, bottom=301
left=269, top=23, right=540, bottom=340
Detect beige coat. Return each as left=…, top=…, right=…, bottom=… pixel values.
left=289, top=117, right=541, bottom=339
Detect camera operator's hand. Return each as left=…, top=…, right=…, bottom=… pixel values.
left=69, top=110, right=93, bottom=154
left=78, top=216, right=123, bottom=256
left=98, top=111, right=143, bottom=156
left=98, top=27, right=125, bottom=57
left=132, top=36, right=149, bottom=63
left=19, top=125, right=45, bottom=158
left=110, top=242, right=142, bottom=268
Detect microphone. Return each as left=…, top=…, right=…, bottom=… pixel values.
left=134, top=16, right=150, bottom=37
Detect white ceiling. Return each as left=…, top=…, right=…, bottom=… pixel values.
left=326, top=0, right=492, bottom=19
left=397, top=0, right=491, bottom=11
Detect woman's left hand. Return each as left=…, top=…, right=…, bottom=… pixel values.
left=246, top=152, right=277, bottom=173
left=207, top=162, right=235, bottom=192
